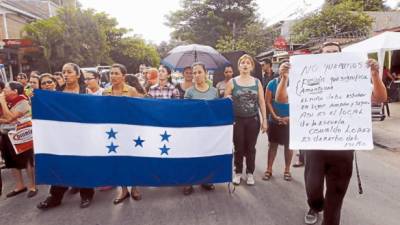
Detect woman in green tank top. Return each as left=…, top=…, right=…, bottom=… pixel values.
left=224, top=54, right=267, bottom=186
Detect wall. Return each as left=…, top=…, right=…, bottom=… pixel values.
left=5, top=13, right=29, bottom=39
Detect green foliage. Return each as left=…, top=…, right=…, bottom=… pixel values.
left=325, top=0, right=388, bottom=11
left=59, top=8, right=109, bottom=66
left=216, top=35, right=254, bottom=54
left=93, top=11, right=129, bottom=49
left=24, top=8, right=109, bottom=71
left=23, top=7, right=159, bottom=73
left=216, top=22, right=279, bottom=55
left=23, top=16, right=64, bottom=71
left=291, top=2, right=373, bottom=43
left=165, top=0, right=258, bottom=47
left=111, top=37, right=160, bottom=73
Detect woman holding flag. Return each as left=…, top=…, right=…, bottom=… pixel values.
left=102, top=63, right=142, bottom=204
left=37, top=63, right=95, bottom=210
left=182, top=62, right=219, bottom=195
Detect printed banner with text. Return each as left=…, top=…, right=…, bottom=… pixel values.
left=289, top=52, right=372, bottom=150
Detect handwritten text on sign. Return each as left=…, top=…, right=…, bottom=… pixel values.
left=289, top=52, right=372, bottom=150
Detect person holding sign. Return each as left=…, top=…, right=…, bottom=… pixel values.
left=225, top=54, right=268, bottom=186
left=274, top=42, right=386, bottom=225
left=0, top=82, right=37, bottom=198
left=263, top=61, right=294, bottom=182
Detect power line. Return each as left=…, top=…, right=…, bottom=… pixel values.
left=264, top=0, right=304, bottom=24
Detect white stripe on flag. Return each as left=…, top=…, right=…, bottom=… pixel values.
left=33, top=120, right=233, bottom=158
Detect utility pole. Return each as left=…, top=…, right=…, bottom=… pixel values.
left=62, top=0, right=77, bottom=8
left=232, top=21, right=236, bottom=50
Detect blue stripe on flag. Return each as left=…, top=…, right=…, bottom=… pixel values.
left=32, top=90, right=233, bottom=127
left=35, top=154, right=232, bottom=187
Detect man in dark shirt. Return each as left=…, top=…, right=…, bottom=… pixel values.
left=260, top=58, right=278, bottom=91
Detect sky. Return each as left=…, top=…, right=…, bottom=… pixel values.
left=79, top=0, right=400, bottom=44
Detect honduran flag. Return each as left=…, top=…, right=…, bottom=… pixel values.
left=32, top=90, right=233, bottom=188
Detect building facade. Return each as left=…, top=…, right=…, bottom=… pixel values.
left=0, top=0, right=66, bottom=80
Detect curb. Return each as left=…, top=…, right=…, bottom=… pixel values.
left=374, top=142, right=400, bottom=152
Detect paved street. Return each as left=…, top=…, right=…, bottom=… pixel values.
left=1, top=103, right=400, bottom=225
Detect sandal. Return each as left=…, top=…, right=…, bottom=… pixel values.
left=293, top=162, right=304, bottom=168
left=6, top=187, right=27, bottom=198
left=130, top=188, right=142, bottom=201
left=27, top=189, right=38, bottom=198
left=284, top=172, right=292, bottom=181
left=201, top=184, right=215, bottom=191
left=183, top=186, right=194, bottom=196
left=113, top=192, right=130, bottom=205
left=262, top=171, right=272, bottom=181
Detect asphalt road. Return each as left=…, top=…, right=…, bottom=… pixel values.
left=0, top=133, right=399, bottom=225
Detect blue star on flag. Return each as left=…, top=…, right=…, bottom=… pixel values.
left=159, top=144, right=170, bottom=155
left=160, top=131, right=171, bottom=142
left=106, top=128, right=118, bottom=139
left=107, top=142, right=118, bottom=153
left=133, top=136, right=145, bottom=148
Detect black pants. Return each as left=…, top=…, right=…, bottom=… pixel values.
left=299, top=150, right=305, bottom=163
left=49, top=186, right=94, bottom=203
left=0, top=169, right=2, bottom=195
left=233, top=116, right=260, bottom=174
left=304, top=150, right=354, bottom=225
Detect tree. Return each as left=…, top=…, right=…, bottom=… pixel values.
left=157, top=39, right=189, bottom=59
left=325, top=0, right=388, bottom=11
left=291, top=2, right=373, bottom=43
left=110, top=37, right=160, bottom=73
left=24, top=7, right=109, bottom=71
left=216, top=21, right=279, bottom=55
left=23, top=17, right=64, bottom=72
left=93, top=11, right=129, bottom=54
left=165, top=0, right=258, bottom=47
left=23, top=7, right=160, bottom=73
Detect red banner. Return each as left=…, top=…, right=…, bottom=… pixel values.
left=3, top=39, right=33, bottom=48
left=274, top=36, right=288, bottom=50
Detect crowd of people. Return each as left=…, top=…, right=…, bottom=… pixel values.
left=0, top=42, right=387, bottom=225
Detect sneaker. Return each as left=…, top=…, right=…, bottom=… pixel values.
left=246, top=173, right=255, bottom=185
left=232, top=173, right=241, bottom=185
left=304, top=208, right=319, bottom=224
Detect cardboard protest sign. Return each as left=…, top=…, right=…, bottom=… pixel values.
left=289, top=52, right=372, bottom=150
left=8, top=121, right=33, bottom=154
